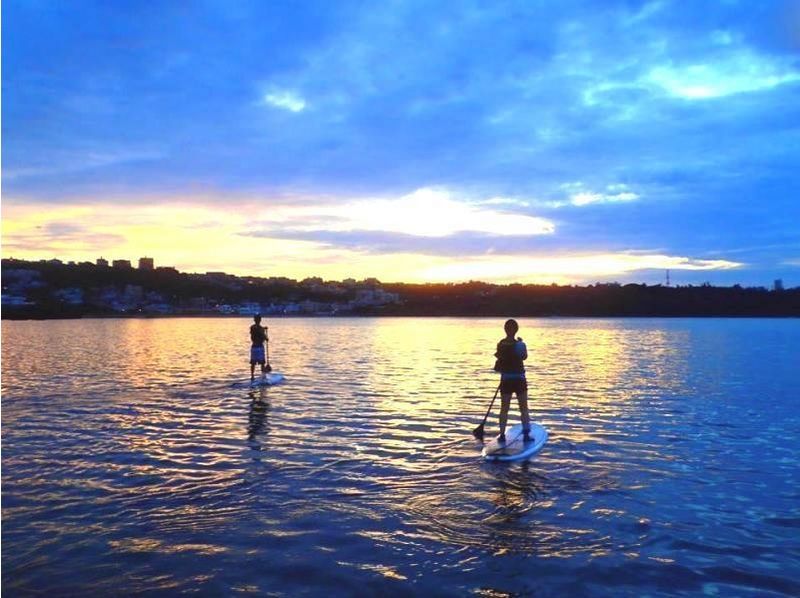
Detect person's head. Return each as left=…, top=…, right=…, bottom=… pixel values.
left=504, top=318, right=519, bottom=337
left=254, top=314, right=262, bottom=324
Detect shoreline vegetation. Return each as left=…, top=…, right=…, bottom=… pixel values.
left=3, top=258, right=799, bottom=320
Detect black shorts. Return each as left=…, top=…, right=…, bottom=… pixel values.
left=500, top=378, right=527, bottom=395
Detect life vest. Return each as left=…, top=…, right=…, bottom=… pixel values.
left=250, top=325, right=267, bottom=345
left=494, top=338, right=524, bottom=373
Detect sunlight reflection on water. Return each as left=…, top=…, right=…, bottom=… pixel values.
left=2, top=317, right=800, bottom=596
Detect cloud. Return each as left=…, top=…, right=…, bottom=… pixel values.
left=647, top=49, right=800, bottom=99
left=479, top=197, right=531, bottom=208
left=2, top=219, right=127, bottom=254
left=554, top=182, right=641, bottom=207
left=248, top=187, right=555, bottom=238
left=2, top=149, right=163, bottom=181
left=422, top=253, right=743, bottom=283
left=262, top=89, right=307, bottom=112
left=245, top=229, right=557, bottom=257
left=570, top=191, right=640, bottom=206
left=1, top=199, right=747, bottom=284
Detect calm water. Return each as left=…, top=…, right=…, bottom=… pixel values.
left=2, top=317, right=799, bottom=596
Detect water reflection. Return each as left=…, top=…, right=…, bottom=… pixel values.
left=247, top=386, right=270, bottom=443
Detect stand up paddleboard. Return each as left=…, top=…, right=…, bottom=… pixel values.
left=250, top=372, right=285, bottom=387
left=232, top=373, right=285, bottom=388
left=482, top=423, right=547, bottom=462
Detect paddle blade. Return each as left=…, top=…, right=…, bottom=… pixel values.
left=472, top=424, right=485, bottom=440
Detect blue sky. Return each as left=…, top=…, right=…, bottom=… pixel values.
left=3, top=0, right=800, bottom=285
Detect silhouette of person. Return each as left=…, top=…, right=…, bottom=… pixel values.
left=494, top=318, right=532, bottom=443
left=249, top=314, right=270, bottom=382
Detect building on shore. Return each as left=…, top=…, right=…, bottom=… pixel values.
left=97, top=257, right=109, bottom=267
left=112, top=259, right=132, bottom=269
left=139, top=257, right=154, bottom=270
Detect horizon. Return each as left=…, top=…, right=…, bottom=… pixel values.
left=3, top=1, right=800, bottom=287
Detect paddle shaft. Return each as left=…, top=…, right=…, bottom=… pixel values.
left=264, top=327, right=272, bottom=371
left=479, top=383, right=502, bottom=427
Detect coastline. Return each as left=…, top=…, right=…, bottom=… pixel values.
left=4, top=258, right=799, bottom=320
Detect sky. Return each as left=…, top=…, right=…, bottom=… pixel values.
left=3, top=0, right=800, bottom=286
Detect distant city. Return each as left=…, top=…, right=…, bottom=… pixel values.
left=1, top=256, right=798, bottom=319
left=2, top=256, right=400, bottom=318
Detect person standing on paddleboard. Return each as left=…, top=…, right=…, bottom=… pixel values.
left=249, top=314, right=271, bottom=382
left=494, top=318, right=532, bottom=443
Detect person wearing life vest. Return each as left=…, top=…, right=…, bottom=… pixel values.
left=249, top=314, right=270, bottom=382
left=494, top=318, right=532, bottom=443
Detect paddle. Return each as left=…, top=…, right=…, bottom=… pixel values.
left=473, top=383, right=501, bottom=440
left=264, top=326, right=273, bottom=373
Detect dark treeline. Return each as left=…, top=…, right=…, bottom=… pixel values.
left=2, top=258, right=799, bottom=318
left=380, top=281, right=800, bottom=317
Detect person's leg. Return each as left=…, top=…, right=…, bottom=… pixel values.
left=261, top=361, right=267, bottom=378
left=250, top=362, right=256, bottom=382
left=517, top=390, right=531, bottom=440
left=499, top=394, right=512, bottom=440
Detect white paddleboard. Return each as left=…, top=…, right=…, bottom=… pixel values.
left=481, top=423, right=547, bottom=462
left=243, top=372, right=285, bottom=387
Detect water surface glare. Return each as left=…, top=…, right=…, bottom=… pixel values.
left=2, top=317, right=799, bottom=596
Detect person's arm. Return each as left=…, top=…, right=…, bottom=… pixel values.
left=262, top=326, right=269, bottom=343
left=518, top=340, right=528, bottom=361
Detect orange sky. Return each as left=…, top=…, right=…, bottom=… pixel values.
left=2, top=191, right=741, bottom=284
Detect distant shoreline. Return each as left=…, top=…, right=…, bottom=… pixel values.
left=4, top=257, right=799, bottom=320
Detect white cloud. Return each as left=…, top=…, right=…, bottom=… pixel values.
left=571, top=192, right=604, bottom=206
left=257, top=187, right=554, bottom=237
left=262, top=90, right=307, bottom=112
left=623, top=0, right=666, bottom=25
left=567, top=183, right=640, bottom=206
left=648, top=50, right=800, bottom=99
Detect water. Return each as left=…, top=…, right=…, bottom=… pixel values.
left=2, top=317, right=799, bottom=596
